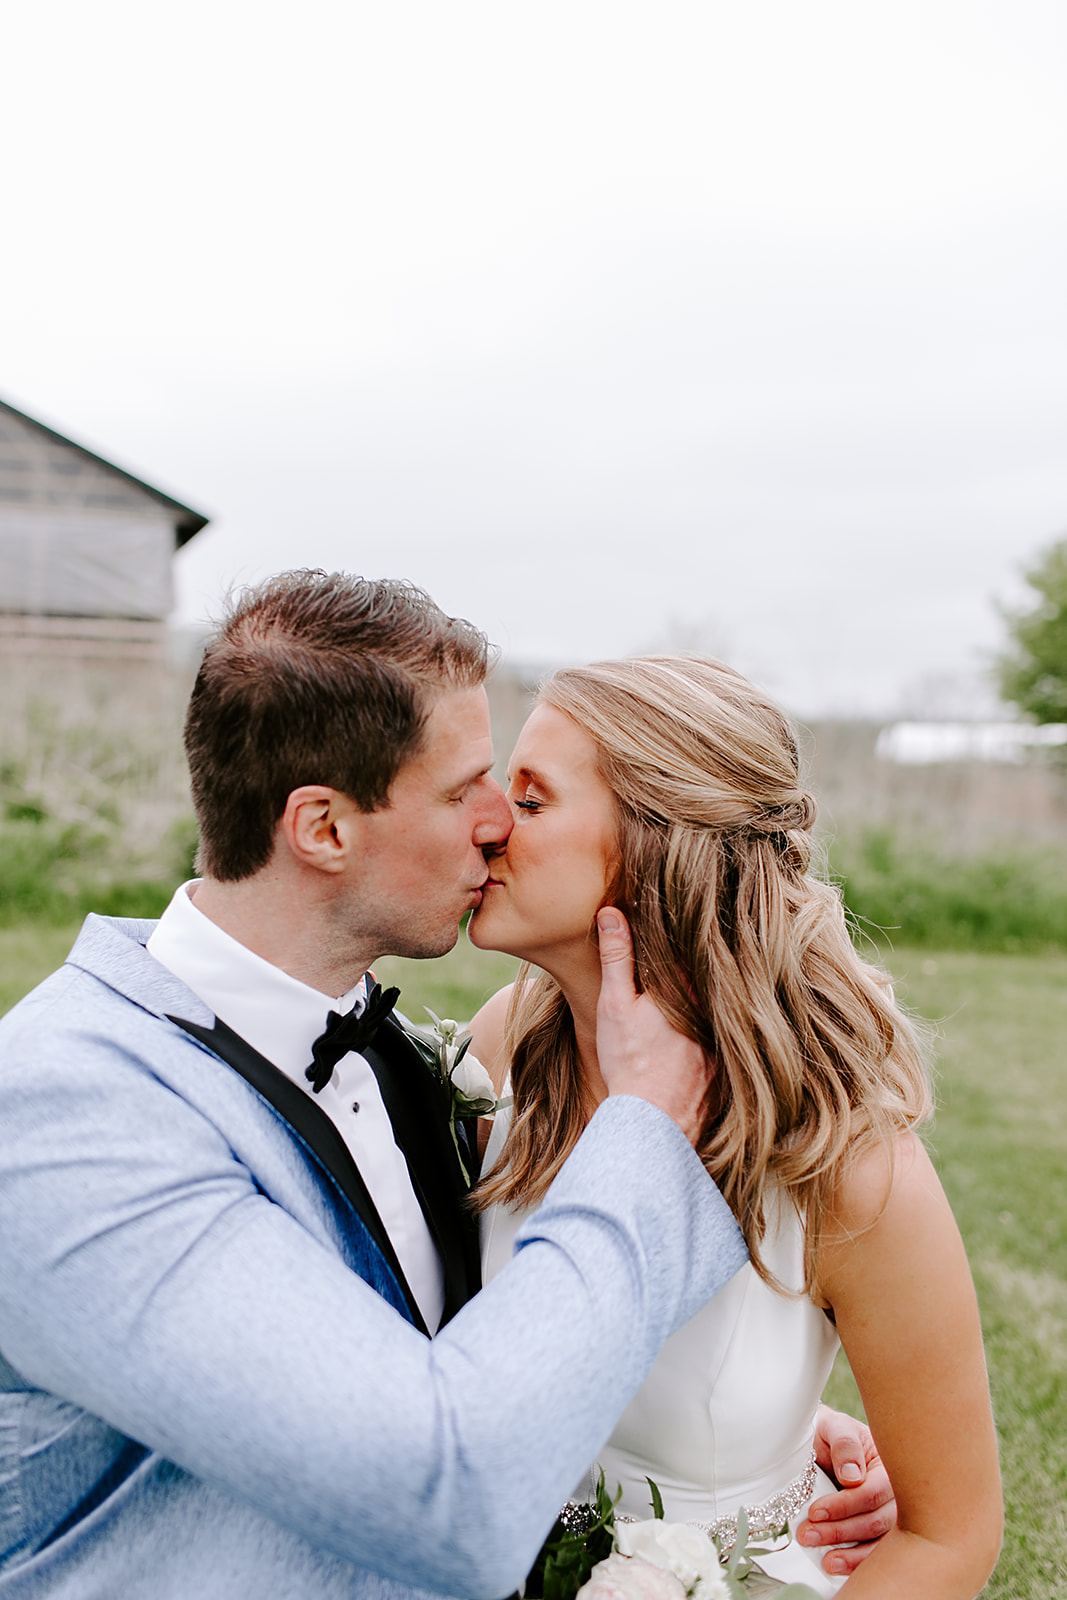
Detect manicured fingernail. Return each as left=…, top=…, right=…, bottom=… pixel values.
left=839, top=1461, right=863, bottom=1483
left=598, top=909, right=623, bottom=934
left=828, top=1556, right=848, bottom=1574
left=808, top=1507, right=828, bottom=1522
left=797, top=1525, right=819, bottom=1544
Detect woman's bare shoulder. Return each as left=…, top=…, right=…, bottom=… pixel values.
left=468, top=984, right=517, bottom=1093
left=816, top=1130, right=949, bottom=1298
left=829, top=1130, right=934, bottom=1229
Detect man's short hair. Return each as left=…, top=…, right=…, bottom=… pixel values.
left=185, top=570, right=493, bottom=881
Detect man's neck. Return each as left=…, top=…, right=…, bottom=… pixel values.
left=190, top=873, right=376, bottom=998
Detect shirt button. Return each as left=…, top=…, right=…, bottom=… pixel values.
left=351, top=1101, right=360, bottom=1113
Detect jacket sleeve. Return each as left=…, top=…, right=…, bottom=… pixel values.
left=0, top=1009, right=746, bottom=1599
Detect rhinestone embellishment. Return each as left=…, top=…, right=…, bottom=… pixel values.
left=690, top=1452, right=818, bottom=1552
left=559, top=1452, right=818, bottom=1555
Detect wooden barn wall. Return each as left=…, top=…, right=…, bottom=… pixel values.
left=0, top=408, right=173, bottom=618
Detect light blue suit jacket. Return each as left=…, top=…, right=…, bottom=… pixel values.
left=0, top=916, right=747, bottom=1598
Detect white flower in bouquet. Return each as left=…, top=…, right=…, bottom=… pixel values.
left=575, top=1550, right=687, bottom=1600
left=615, top=1521, right=730, bottom=1600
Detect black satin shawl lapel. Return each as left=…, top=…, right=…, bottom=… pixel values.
left=364, top=1016, right=482, bottom=1325
left=166, top=1013, right=429, bottom=1336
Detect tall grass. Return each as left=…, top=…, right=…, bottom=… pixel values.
left=828, top=828, right=1067, bottom=951
left=0, top=697, right=195, bottom=924
left=0, top=813, right=197, bottom=924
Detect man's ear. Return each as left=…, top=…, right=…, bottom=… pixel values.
left=279, top=787, right=360, bottom=873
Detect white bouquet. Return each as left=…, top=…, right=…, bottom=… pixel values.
left=530, top=1478, right=823, bottom=1600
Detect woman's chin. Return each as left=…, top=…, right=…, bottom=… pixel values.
left=466, top=907, right=499, bottom=952
left=467, top=907, right=520, bottom=958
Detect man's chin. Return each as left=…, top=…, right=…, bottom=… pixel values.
left=390, top=925, right=461, bottom=962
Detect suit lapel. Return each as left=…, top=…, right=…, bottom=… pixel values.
left=166, top=1013, right=430, bottom=1335
left=363, top=1016, right=482, bottom=1325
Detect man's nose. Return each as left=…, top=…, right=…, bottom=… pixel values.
left=473, top=777, right=513, bottom=849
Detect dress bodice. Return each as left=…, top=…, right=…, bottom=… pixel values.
left=480, top=1097, right=847, bottom=1596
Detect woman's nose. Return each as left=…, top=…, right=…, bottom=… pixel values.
left=472, top=778, right=513, bottom=848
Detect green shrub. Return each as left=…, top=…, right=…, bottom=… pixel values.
left=830, top=828, right=1067, bottom=951
left=0, top=812, right=198, bottom=927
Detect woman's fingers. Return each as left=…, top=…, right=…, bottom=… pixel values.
left=804, top=1404, right=896, bottom=1568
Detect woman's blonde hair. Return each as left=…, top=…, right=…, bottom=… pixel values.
left=476, top=655, right=932, bottom=1292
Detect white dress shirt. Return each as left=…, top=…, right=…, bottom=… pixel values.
left=147, top=882, right=445, bottom=1333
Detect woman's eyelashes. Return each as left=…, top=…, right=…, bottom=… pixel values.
left=513, top=796, right=543, bottom=813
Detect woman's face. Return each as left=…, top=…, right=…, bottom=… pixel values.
left=467, top=702, right=619, bottom=975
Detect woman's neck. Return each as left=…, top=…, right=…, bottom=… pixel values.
left=554, top=954, right=608, bottom=1115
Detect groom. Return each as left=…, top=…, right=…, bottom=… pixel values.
left=0, top=571, right=750, bottom=1598
left=0, top=572, right=884, bottom=1596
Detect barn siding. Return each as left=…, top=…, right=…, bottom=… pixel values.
left=0, top=408, right=177, bottom=619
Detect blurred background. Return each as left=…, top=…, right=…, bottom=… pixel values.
left=3, top=0, right=1067, bottom=932
left=0, top=6, right=1064, bottom=1592
left=2, top=0, right=1066, bottom=713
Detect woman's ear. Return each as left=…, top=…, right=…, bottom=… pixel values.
left=279, top=787, right=359, bottom=873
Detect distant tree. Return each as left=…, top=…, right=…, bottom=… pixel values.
left=998, top=537, right=1067, bottom=724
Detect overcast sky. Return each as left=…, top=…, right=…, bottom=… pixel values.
left=3, top=0, right=1065, bottom=715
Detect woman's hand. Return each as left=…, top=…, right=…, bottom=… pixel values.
left=800, top=1405, right=896, bottom=1578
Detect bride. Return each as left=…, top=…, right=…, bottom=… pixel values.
left=466, top=656, right=1002, bottom=1597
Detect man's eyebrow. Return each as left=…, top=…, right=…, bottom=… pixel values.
left=453, top=759, right=495, bottom=788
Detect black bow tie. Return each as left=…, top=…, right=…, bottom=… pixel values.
left=305, top=982, right=401, bottom=1093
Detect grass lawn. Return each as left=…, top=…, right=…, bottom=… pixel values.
left=0, top=922, right=83, bottom=1014
left=3, top=932, right=1063, bottom=1595
left=885, top=947, right=1067, bottom=1599
left=375, top=937, right=519, bottom=1028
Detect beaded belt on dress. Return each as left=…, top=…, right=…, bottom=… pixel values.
left=560, top=1451, right=818, bottom=1554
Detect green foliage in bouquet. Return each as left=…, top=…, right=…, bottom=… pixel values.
left=715, top=1508, right=821, bottom=1598
left=523, top=1473, right=619, bottom=1599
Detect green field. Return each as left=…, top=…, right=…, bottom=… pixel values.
left=4, top=932, right=1064, bottom=1597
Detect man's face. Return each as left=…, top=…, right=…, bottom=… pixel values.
left=348, top=685, right=513, bottom=962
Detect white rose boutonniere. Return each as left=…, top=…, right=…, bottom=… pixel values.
left=402, top=1008, right=501, bottom=1185
left=447, top=1038, right=497, bottom=1103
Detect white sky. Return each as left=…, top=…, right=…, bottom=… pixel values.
left=2, top=0, right=1065, bottom=715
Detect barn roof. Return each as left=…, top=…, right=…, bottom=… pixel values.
left=0, top=395, right=210, bottom=546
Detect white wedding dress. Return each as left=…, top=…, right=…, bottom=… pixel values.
left=481, top=1098, right=848, bottom=1596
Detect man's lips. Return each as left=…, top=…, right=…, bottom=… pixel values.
left=467, top=876, right=502, bottom=909
left=468, top=875, right=500, bottom=905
